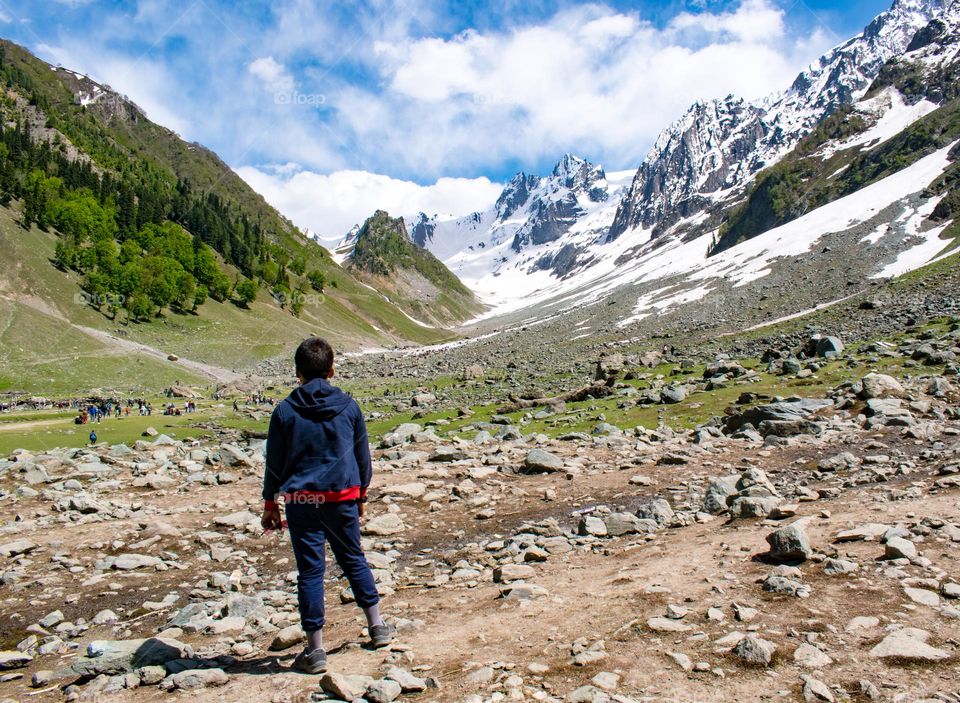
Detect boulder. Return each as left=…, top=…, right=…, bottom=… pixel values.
left=523, top=448, right=565, bottom=473
left=635, top=498, right=674, bottom=526
left=71, top=638, right=189, bottom=677
left=860, top=373, right=905, bottom=399
left=702, top=476, right=739, bottom=514
left=603, top=513, right=657, bottom=536
left=869, top=629, right=949, bottom=662
left=766, top=522, right=812, bottom=563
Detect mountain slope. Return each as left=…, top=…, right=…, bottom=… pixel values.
left=710, top=5, right=960, bottom=256
left=608, top=0, right=950, bottom=241
left=344, top=211, right=484, bottom=327
left=0, top=38, right=460, bottom=393
left=369, top=0, right=960, bottom=325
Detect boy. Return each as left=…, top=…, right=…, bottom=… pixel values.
left=261, top=337, right=392, bottom=674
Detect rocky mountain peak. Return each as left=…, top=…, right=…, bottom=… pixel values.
left=607, top=0, right=950, bottom=241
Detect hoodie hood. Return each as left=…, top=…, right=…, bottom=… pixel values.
left=286, top=378, right=353, bottom=419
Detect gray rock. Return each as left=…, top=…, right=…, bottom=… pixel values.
left=823, top=558, right=859, bottom=575
left=794, top=643, right=833, bottom=668
left=494, top=564, right=536, bottom=583
left=635, top=498, right=674, bottom=526
left=578, top=515, right=608, bottom=537
left=860, top=373, right=905, bottom=399
left=0, top=650, right=33, bottom=670
left=213, top=510, right=258, bottom=528
left=364, top=514, right=406, bottom=536
left=763, top=574, right=811, bottom=597
left=801, top=674, right=835, bottom=702
left=71, top=638, right=189, bottom=677
left=603, top=512, right=657, bottom=536
left=269, top=624, right=302, bottom=651
left=734, top=635, right=776, bottom=666
left=321, top=672, right=374, bottom=700
left=366, top=679, right=403, bottom=703
left=111, top=553, right=161, bottom=570
left=161, top=668, right=228, bottom=690
left=523, top=448, right=565, bottom=473
left=869, top=629, right=949, bottom=662
left=660, top=385, right=686, bottom=404
left=766, top=522, right=812, bottom=563
left=386, top=667, right=427, bottom=692
left=0, top=539, right=37, bottom=557
left=702, top=476, right=739, bottom=514
left=884, top=536, right=917, bottom=561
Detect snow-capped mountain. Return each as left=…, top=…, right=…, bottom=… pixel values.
left=335, top=0, right=960, bottom=327
left=609, top=0, right=950, bottom=239
left=399, top=154, right=634, bottom=282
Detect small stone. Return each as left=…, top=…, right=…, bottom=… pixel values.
left=647, top=617, right=692, bottom=633
left=364, top=514, right=406, bottom=536
left=794, top=643, right=832, bottom=668
left=161, top=668, right=228, bottom=690
left=0, top=651, right=33, bottom=670
left=494, top=564, right=536, bottom=583
left=667, top=652, right=693, bottom=671
left=903, top=586, right=940, bottom=607
left=269, top=624, right=302, bottom=651
left=884, top=536, right=917, bottom=561
left=733, top=635, right=776, bottom=666
left=320, top=672, right=374, bottom=699
left=802, top=675, right=835, bottom=702
left=366, top=678, right=402, bottom=703
left=386, top=667, right=427, bottom=692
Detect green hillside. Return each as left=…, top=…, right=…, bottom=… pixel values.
left=348, top=210, right=484, bottom=326
left=0, top=38, right=461, bottom=395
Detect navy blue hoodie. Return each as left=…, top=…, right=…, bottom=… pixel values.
left=262, top=378, right=372, bottom=506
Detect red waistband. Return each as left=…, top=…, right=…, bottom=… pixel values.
left=264, top=486, right=366, bottom=511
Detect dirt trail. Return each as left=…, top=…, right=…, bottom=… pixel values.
left=1, top=419, right=959, bottom=703
left=75, top=325, right=242, bottom=383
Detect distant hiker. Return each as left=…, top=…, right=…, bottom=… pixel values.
left=233, top=399, right=239, bottom=412
left=261, top=336, right=391, bottom=674
left=89, top=430, right=97, bottom=445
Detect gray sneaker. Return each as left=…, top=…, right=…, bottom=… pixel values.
left=292, top=647, right=327, bottom=674
left=369, top=623, right=396, bottom=648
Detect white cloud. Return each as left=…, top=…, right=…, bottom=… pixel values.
left=248, top=56, right=295, bottom=94
left=235, top=165, right=503, bottom=241
left=333, top=0, right=834, bottom=175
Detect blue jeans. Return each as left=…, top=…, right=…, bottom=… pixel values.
left=285, top=500, right=380, bottom=631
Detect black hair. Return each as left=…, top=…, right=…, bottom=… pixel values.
left=294, top=337, right=334, bottom=381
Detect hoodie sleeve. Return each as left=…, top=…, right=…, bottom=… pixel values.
left=352, top=403, right=373, bottom=496
left=263, top=404, right=288, bottom=510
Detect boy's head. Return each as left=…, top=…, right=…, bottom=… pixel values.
left=294, top=337, right=335, bottom=382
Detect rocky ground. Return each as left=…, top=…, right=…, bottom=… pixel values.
left=2, top=320, right=960, bottom=703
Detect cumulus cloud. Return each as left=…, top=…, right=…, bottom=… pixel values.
left=235, top=165, right=503, bottom=241
left=338, top=0, right=835, bottom=175
left=248, top=56, right=295, bottom=94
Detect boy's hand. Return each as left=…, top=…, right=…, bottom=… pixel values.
left=261, top=508, right=283, bottom=533
left=358, top=501, right=366, bottom=519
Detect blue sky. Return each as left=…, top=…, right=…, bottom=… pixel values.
left=0, top=0, right=892, bottom=237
